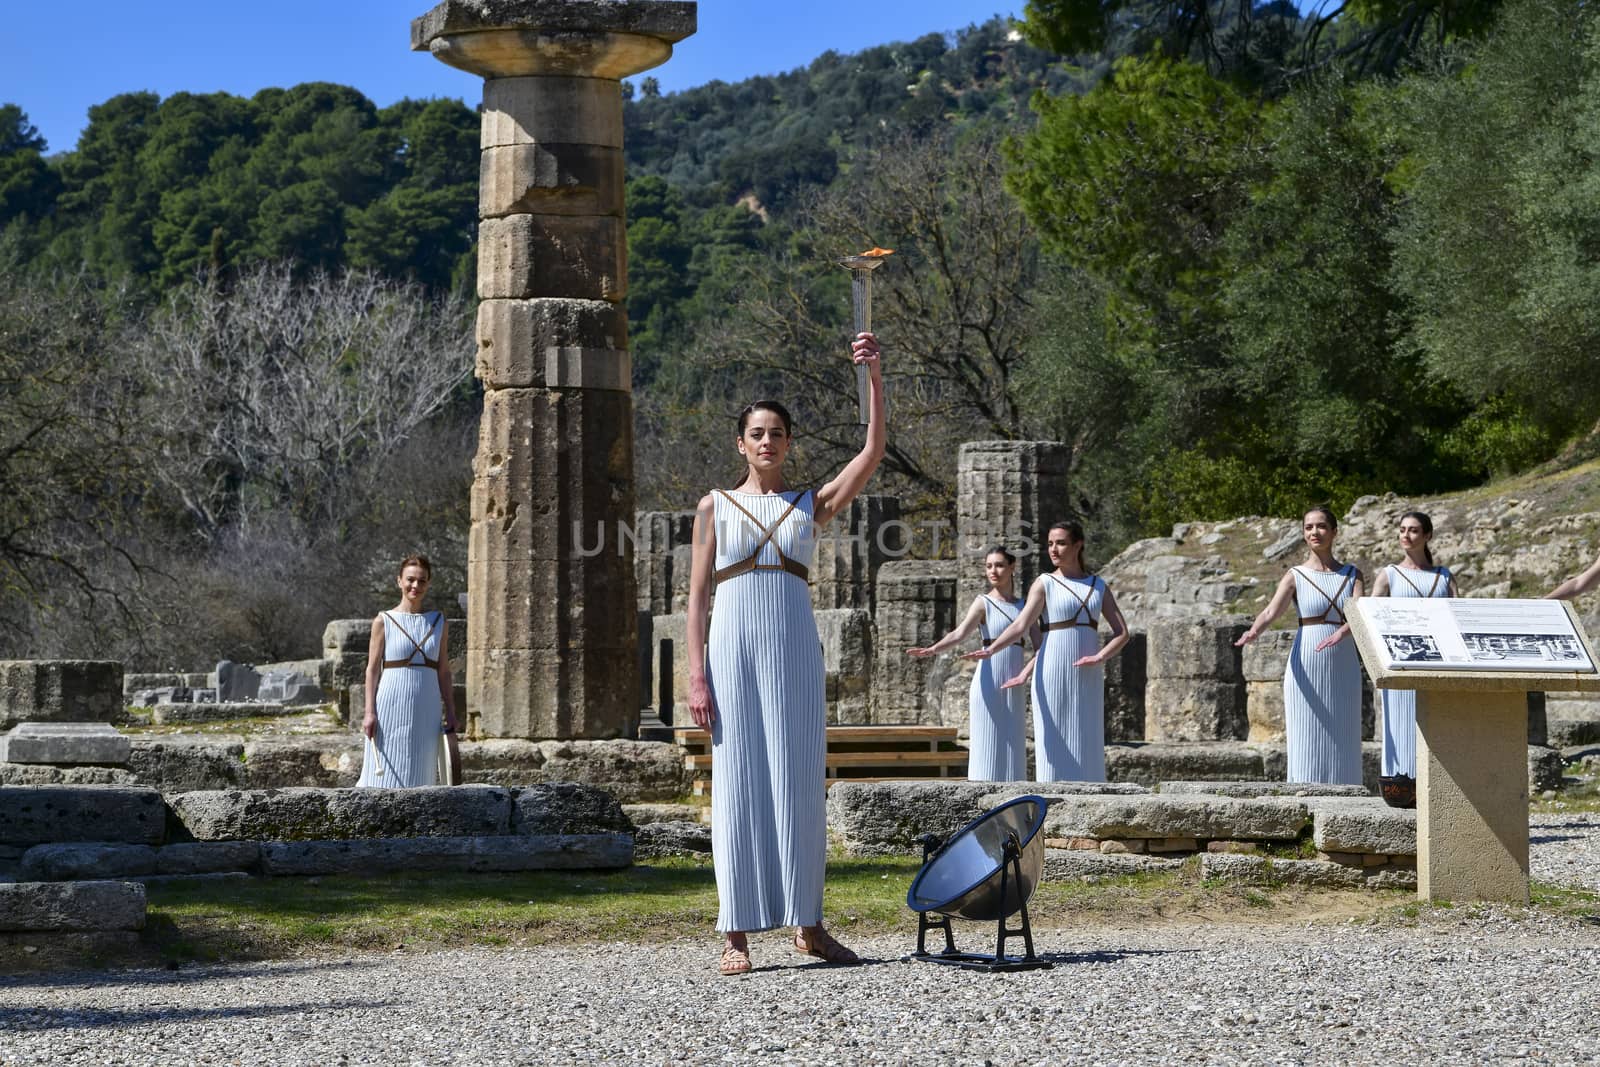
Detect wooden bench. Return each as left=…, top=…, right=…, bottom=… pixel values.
left=673, top=725, right=968, bottom=797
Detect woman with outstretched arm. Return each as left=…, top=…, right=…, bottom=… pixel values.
left=907, top=545, right=1040, bottom=781
left=965, top=522, right=1129, bottom=782
left=1236, top=506, right=1364, bottom=785
left=1547, top=554, right=1600, bottom=600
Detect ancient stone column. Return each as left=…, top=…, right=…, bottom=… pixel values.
left=1144, top=617, right=1249, bottom=741
left=871, top=561, right=958, bottom=725
left=413, top=1, right=696, bottom=739
left=955, top=442, right=1071, bottom=611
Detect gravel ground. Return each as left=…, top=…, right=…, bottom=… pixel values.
left=1530, top=810, right=1600, bottom=893
left=2, top=820, right=1597, bottom=1065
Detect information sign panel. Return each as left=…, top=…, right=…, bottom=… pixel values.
left=1354, top=597, right=1596, bottom=673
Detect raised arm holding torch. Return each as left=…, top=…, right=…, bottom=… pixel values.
left=838, top=247, right=893, bottom=424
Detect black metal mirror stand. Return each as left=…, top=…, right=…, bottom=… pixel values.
left=909, top=831, right=1052, bottom=973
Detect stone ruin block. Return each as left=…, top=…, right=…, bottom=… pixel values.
left=1105, top=631, right=1147, bottom=742
left=324, top=617, right=372, bottom=665
left=122, top=672, right=205, bottom=699
left=871, top=561, right=957, bottom=725
left=0, top=880, right=146, bottom=932
left=647, top=612, right=690, bottom=727
left=215, top=660, right=261, bottom=703
left=0, top=661, right=123, bottom=730
left=817, top=609, right=872, bottom=723
left=0, top=723, right=130, bottom=766
left=258, top=670, right=324, bottom=706
left=811, top=495, right=903, bottom=612
left=0, top=786, right=166, bottom=846
left=1242, top=628, right=1294, bottom=742
left=1144, top=617, right=1249, bottom=741
left=955, top=441, right=1071, bottom=611
left=634, top=510, right=694, bottom=618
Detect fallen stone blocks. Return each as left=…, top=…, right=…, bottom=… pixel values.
left=826, top=779, right=1149, bottom=855
left=0, top=722, right=130, bottom=765
left=1043, top=794, right=1311, bottom=843
left=257, top=835, right=630, bottom=876
left=0, top=880, right=146, bottom=933
left=827, top=780, right=1417, bottom=890
left=0, top=783, right=636, bottom=882
left=0, top=786, right=166, bottom=846
left=1198, top=853, right=1366, bottom=890
left=146, top=702, right=295, bottom=725
left=0, top=661, right=123, bottom=729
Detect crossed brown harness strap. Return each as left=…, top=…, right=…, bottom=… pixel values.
left=1295, top=566, right=1354, bottom=627
left=382, top=611, right=442, bottom=669
left=981, top=594, right=1022, bottom=647
left=712, top=490, right=811, bottom=586
left=1040, top=574, right=1100, bottom=632
left=1393, top=566, right=1444, bottom=598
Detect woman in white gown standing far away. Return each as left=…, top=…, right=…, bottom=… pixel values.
left=906, top=545, right=1038, bottom=781
left=965, top=522, right=1129, bottom=782
left=357, top=554, right=457, bottom=788
left=1369, top=512, right=1457, bottom=790
left=1236, top=507, right=1364, bottom=785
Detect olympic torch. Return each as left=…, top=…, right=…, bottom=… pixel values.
left=838, top=247, right=893, bottom=424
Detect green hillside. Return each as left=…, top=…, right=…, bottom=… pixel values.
left=4, top=0, right=1600, bottom=666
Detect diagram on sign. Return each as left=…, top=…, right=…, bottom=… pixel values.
left=1355, top=597, right=1597, bottom=673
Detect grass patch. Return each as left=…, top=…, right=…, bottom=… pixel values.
left=0, top=851, right=1414, bottom=979
left=0, top=849, right=1396, bottom=973
left=1533, top=775, right=1600, bottom=814
left=120, top=707, right=346, bottom=737
left=1532, top=880, right=1600, bottom=919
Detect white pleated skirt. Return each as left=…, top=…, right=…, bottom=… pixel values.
left=1381, top=689, right=1418, bottom=777
left=968, top=647, right=1027, bottom=781
left=708, top=571, right=826, bottom=933
left=1032, top=627, right=1105, bottom=782
left=357, top=665, right=442, bottom=788
left=1284, top=624, right=1363, bottom=784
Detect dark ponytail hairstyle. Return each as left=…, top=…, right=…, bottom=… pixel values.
left=1047, top=520, right=1089, bottom=572
left=982, top=544, right=1017, bottom=565
left=731, top=400, right=794, bottom=487
left=737, top=400, right=792, bottom=437
left=1303, top=505, right=1338, bottom=531
left=1400, top=510, right=1436, bottom=567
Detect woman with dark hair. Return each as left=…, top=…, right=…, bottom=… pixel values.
left=1236, top=506, right=1364, bottom=785
left=1369, top=512, right=1457, bottom=791
left=965, top=522, right=1129, bottom=782
left=357, top=554, right=457, bottom=788
left=1548, top=555, right=1600, bottom=600
left=685, top=332, right=884, bottom=977
left=907, top=545, right=1037, bottom=781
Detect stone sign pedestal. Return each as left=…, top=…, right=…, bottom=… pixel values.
left=1350, top=603, right=1600, bottom=904
left=1415, top=688, right=1531, bottom=902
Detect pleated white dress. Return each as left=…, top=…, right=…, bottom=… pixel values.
left=1284, top=566, right=1362, bottom=785
left=1379, top=565, right=1452, bottom=777
left=1032, top=574, right=1106, bottom=783
left=968, top=595, right=1027, bottom=782
left=707, top=489, right=826, bottom=933
left=356, top=610, right=444, bottom=789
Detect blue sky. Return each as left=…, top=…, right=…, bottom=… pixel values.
left=4, top=1, right=1022, bottom=154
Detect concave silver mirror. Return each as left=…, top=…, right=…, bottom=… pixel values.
left=905, top=794, right=1052, bottom=972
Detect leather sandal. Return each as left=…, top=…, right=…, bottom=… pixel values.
left=794, top=927, right=860, bottom=965
left=719, top=945, right=751, bottom=976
